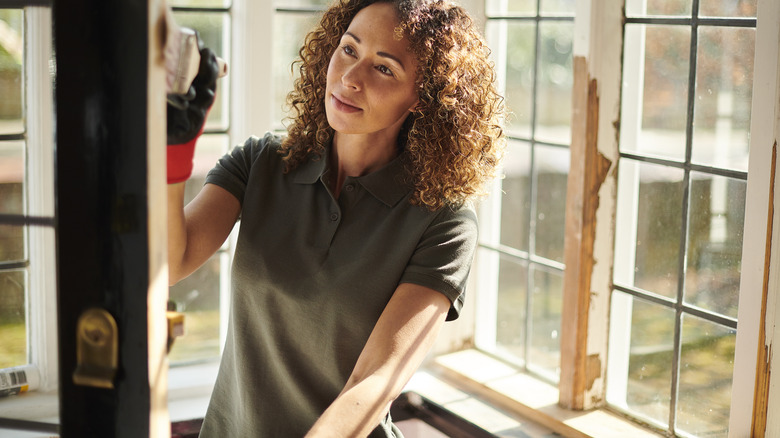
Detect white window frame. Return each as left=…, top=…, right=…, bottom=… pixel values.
left=25, top=4, right=57, bottom=393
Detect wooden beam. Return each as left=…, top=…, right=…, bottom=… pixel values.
left=559, top=57, right=612, bottom=410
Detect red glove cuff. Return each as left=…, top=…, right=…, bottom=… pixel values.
left=167, top=137, right=198, bottom=184
left=167, top=115, right=208, bottom=184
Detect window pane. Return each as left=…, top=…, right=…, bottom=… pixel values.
left=489, top=20, right=534, bottom=138
left=496, top=254, right=528, bottom=363
left=626, top=0, right=692, bottom=16
left=529, top=266, right=561, bottom=380
left=0, top=141, right=24, bottom=263
left=535, top=21, right=573, bottom=144
left=534, top=145, right=568, bottom=263
left=685, top=173, right=745, bottom=318
left=171, top=0, right=231, bottom=7
left=500, top=140, right=530, bottom=251
left=540, top=0, right=575, bottom=15
left=191, top=134, right=229, bottom=182
left=677, top=314, right=735, bottom=437
left=274, top=12, right=320, bottom=127
left=173, top=11, right=230, bottom=131
left=0, top=270, right=27, bottom=369
left=168, top=255, right=222, bottom=363
left=486, top=0, right=536, bottom=16
left=615, top=160, right=684, bottom=298
left=692, top=27, right=754, bottom=172
left=274, top=0, right=330, bottom=7
left=699, top=0, right=757, bottom=18
left=0, top=9, right=23, bottom=135
left=610, top=293, right=674, bottom=428
left=621, top=24, right=691, bottom=162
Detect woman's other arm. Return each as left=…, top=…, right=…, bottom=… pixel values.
left=305, top=283, right=451, bottom=438
left=167, top=182, right=240, bottom=285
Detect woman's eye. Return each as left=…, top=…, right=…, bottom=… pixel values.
left=377, top=65, right=394, bottom=77
left=342, top=45, right=355, bottom=56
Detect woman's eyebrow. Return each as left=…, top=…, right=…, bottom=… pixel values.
left=344, top=31, right=406, bottom=71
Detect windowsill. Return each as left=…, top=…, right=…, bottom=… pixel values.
left=421, top=349, right=665, bottom=438
left=0, top=361, right=219, bottom=438
left=0, top=351, right=662, bottom=438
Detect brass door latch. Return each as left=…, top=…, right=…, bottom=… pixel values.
left=73, top=308, right=118, bottom=389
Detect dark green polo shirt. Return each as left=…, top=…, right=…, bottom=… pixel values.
left=199, top=133, right=477, bottom=438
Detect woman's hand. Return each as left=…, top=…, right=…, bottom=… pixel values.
left=166, top=43, right=220, bottom=184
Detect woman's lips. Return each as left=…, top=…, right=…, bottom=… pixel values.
left=331, top=94, right=362, bottom=113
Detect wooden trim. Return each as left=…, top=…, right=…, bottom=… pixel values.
left=559, top=57, right=613, bottom=410
left=752, top=142, right=776, bottom=437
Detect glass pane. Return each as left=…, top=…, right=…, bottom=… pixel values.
left=685, top=173, right=745, bottom=318
left=614, top=159, right=684, bottom=298
left=489, top=20, right=534, bottom=138
left=626, top=296, right=674, bottom=427
left=0, top=9, right=23, bottom=135
left=621, top=24, right=691, bottom=162
left=0, top=270, right=27, bottom=369
left=534, top=145, right=568, bottom=263
left=0, top=141, right=24, bottom=263
left=529, top=266, right=562, bottom=380
left=172, top=11, right=230, bottom=131
left=191, top=134, right=229, bottom=183
left=535, top=21, right=573, bottom=144
left=626, top=0, right=692, bottom=16
left=169, top=255, right=223, bottom=364
left=699, top=0, right=757, bottom=18
left=274, top=0, right=330, bottom=7
left=540, top=0, right=576, bottom=15
left=496, top=254, right=528, bottom=363
left=171, top=0, right=230, bottom=7
left=274, top=12, right=321, bottom=127
left=692, top=27, right=754, bottom=172
left=486, top=0, right=536, bottom=16
left=677, top=314, right=735, bottom=437
left=500, top=140, right=531, bottom=251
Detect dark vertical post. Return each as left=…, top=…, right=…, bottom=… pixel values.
left=53, top=0, right=166, bottom=436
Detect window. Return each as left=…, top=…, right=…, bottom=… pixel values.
left=466, top=0, right=776, bottom=436
left=166, top=0, right=233, bottom=366
left=272, top=0, right=326, bottom=131
left=476, top=0, right=575, bottom=383
left=0, top=5, right=57, bottom=393
left=606, top=1, right=756, bottom=435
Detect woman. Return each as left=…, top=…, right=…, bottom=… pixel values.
left=166, top=0, right=504, bottom=436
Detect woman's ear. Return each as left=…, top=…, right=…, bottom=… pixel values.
left=408, top=100, right=420, bottom=113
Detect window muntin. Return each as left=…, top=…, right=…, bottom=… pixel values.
left=608, top=2, right=751, bottom=435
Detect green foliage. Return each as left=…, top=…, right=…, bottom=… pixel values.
left=0, top=322, right=25, bottom=369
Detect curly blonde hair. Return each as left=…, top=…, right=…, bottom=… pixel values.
left=281, top=0, right=505, bottom=210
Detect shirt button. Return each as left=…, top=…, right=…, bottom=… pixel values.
left=330, top=213, right=339, bottom=221
left=344, top=184, right=354, bottom=192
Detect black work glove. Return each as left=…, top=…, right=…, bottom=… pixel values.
left=166, top=43, right=219, bottom=183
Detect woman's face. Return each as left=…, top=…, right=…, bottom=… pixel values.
left=325, top=2, right=419, bottom=139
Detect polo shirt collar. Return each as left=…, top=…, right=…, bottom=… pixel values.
left=292, top=149, right=412, bottom=207
left=356, top=155, right=412, bottom=207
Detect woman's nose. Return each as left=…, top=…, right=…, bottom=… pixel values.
left=341, top=63, right=363, bottom=90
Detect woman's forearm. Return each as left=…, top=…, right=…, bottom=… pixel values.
left=167, top=182, right=188, bottom=285
left=304, top=374, right=400, bottom=438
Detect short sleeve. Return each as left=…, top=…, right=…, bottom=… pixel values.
left=205, top=132, right=281, bottom=204
left=400, top=203, right=478, bottom=321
